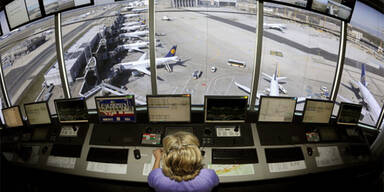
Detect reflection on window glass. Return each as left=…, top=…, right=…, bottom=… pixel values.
left=335, top=1, right=384, bottom=127
left=60, top=1, right=150, bottom=109
left=259, top=3, right=340, bottom=110
left=156, top=0, right=256, bottom=104
left=0, top=17, right=56, bottom=115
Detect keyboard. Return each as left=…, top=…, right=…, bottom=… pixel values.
left=265, top=147, right=304, bottom=163
left=212, top=148, right=258, bottom=164
left=87, top=148, right=128, bottom=164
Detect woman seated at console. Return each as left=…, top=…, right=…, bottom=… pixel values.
left=148, top=131, right=219, bottom=192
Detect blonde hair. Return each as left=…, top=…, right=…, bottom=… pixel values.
left=162, top=131, right=203, bottom=182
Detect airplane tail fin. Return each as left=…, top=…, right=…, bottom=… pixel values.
left=165, top=46, right=177, bottom=57
left=361, top=64, right=366, bottom=87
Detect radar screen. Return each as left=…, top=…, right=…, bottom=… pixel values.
left=258, top=96, right=297, bottom=123
left=54, top=98, right=88, bottom=123
left=24, top=102, right=51, bottom=125
left=337, top=102, right=362, bottom=125
left=95, top=95, right=136, bottom=123
left=204, top=96, right=248, bottom=123
left=147, top=95, right=191, bottom=122
left=302, top=99, right=334, bottom=124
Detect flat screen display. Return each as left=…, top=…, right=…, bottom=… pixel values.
left=25, top=0, right=42, bottom=20
left=270, top=0, right=307, bottom=7
left=147, top=95, right=191, bottom=122
left=24, top=102, right=51, bottom=125
left=5, top=0, right=30, bottom=29
left=55, top=98, right=88, bottom=123
left=204, top=96, right=248, bottom=123
left=3, top=106, right=24, bottom=128
left=337, top=102, right=362, bottom=125
left=258, top=96, right=297, bottom=123
left=302, top=99, right=334, bottom=124
left=311, top=0, right=355, bottom=20
left=43, top=0, right=92, bottom=15
left=95, top=95, right=136, bottom=123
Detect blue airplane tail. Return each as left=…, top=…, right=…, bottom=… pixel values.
left=361, top=64, right=366, bottom=87
left=165, top=46, right=177, bottom=57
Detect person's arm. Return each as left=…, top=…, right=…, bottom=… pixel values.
left=152, top=149, right=162, bottom=170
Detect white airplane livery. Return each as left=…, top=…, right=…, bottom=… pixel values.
left=119, top=30, right=149, bottom=39
left=235, top=64, right=307, bottom=102
left=123, top=21, right=141, bottom=27
left=339, top=64, right=381, bottom=124
left=122, top=25, right=146, bottom=32
left=113, top=46, right=180, bottom=76
left=263, top=23, right=287, bottom=32
left=117, top=41, right=149, bottom=53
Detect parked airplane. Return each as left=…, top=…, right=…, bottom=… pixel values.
left=339, top=64, right=381, bottom=124
left=113, top=46, right=180, bottom=76
left=234, top=64, right=307, bottom=102
left=263, top=23, right=286, bottom=32
left=117, top=41, right=149, bottom=53
left=124, top=14, right=140, bottom=18
left=119, top=30, right=149, bottom=39
left=132, top=8, right=148, bottom=13
left=123, top=21, right=141, bottom=26
left=161, top=16, right=172, bottom=21
left=122, top=24, right=146, bottom=32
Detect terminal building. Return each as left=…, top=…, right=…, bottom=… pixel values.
left=0, top=0, right=384, bottom=191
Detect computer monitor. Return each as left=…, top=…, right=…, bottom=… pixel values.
left=302, top=99, right=334, bottom=124
left=258, top=96, right=297, bottom=123
left=336, top=102, right=362, bottom=125
left=24, top=102, right=52, bottom=125
left=2, top=106, right=24, bottom=128
left=147, top=94, right=191, bottom=123
left=95, top=95, right=136, bottom=123
left=204, top=96, right=248, bottom=123
left=54, top=98, right=88, bottom=123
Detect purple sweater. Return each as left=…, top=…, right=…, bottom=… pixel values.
left=148, top=168, right=219, bottom=192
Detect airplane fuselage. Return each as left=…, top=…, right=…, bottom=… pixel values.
left=269, top=75, right=279, bottom=96
left=358, top=81, right=381, bottom=123
left=120, top=56, right=179, bottom=70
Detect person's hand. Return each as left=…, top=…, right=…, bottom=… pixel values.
left=153, top=149, right=163, bottom=161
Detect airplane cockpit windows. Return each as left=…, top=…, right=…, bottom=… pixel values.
left=334, top=1, right=384, bottom=127
left=258, top=2, right=340, bottom=110
left=0, top=13, right=56, bottom=114
left=60, top=1, right=151, bottom=109
left=155, top=0, right=257, bottom=104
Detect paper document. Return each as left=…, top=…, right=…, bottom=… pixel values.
left=60, top=127, right=78, bottom=137
left=268, top=160, right=306, bottom=173
left=86, top=161, right=127, bottom=174
left=47, top=156, right=76, bottom=169
left=143, top=155, right=156, bottom=176
left=315, top=146, right=343, bottom=167
left=208, top=164, right=254, bottom=176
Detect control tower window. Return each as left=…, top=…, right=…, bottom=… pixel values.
left=259, top=3, right=340, bottom=110
left=155, top=0, right=257, bottom=104
left=334, top=1, right=384, bottom=128
left=0, top=11, right=56, bottom=114
left=60, top=1, right=150, bottom=109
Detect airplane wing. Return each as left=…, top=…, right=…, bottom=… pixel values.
left=133, top=65, right=151, bottom=75
left=277, top=77, right=287, bottom=81
left=132, top=47, right=144, bottom=53
left=138, top=53, right=147, bottom=61
left=262, top=72, right=272, bottom=80
left=234, top=82, right=251, bottom=94
left=337, top=95, right=353, bottom=103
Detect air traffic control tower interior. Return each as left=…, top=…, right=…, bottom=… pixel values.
left=1, top=0, right=384, bottom=191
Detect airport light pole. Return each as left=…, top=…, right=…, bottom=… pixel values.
left=0, top=53, right=11, bottom=107
left=249, top=0, right=264, bottom=111
left=329, top=21, right=347, bottom=101
left=55, top=13, right=72, bottom=99
left=149, top=0, right=158, bottom=95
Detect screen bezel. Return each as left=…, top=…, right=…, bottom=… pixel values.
left=146, top=94, right=191, bottom=123
left=2, top=105, right=24, bottom=128
left=95, top=95, right=137, bottom=123
left=264, top=0, right=356, bottom=23
left=54, top=97, right=89, bottom=123
left=42, top=0, right=94, bottom=17
left=24, top=101, right=52, bottom=125
left=204, top=95, right=248, bottom=123
left=257, top=96, right=297, bottom=123
left=302, top=98, right=334, bottom=124
left=336, top=102, right=362, bottom=125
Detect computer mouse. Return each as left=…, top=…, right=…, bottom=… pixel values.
left=134, top=149, right=141, bottom=160
left=201, top=150, right=205, bottom=156
left=42, top=146, right=49, bottom=154
left=307, top=147, right=313, bottom=156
